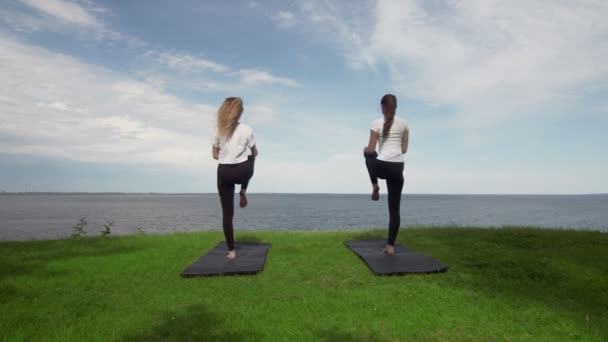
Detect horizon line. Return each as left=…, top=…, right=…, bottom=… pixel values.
left=1, top=191, right=606, bottom=196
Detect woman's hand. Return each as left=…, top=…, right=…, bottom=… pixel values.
left=212, top=146, right=220, bottom=160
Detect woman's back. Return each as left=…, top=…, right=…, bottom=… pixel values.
left=213, top=123, right=255, bottom=164
left=371, top=116, right=408, bottom=162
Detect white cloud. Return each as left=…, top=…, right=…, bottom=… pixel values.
left=20, top=0, right=99, bottom=27
left=294, top=0, right=608, bottom=127
left=295, top=1, right=376, bottom=69
left=157, top=51, right=228, bottom=73
left=190, top=80, right=239, bottom=92
left=0, top=35, right=291, bottom=172
left=144, top=51, right=299, bottom=90
left=250, top=150, right=607, bottom=194
left=0, top=36, right=216, bottom=168
left=237, top=69, right=299, bottom=87
left=36, top=101, right=84, bottom=113
left=2, top=0, right=145, bottom=47
left=271, top=10, right=297, bottom=29
left=372, top=1, right=608, bottom=121
left=246, top=105, right=277, bottom=124
left=4, top=1, right=299, bottom=92
left=253, top=153, right=369, bottom=193
left=404, top=164, right=608, bottom=195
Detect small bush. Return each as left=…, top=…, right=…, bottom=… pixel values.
left=71, top=218, right=87, bottom=238
left=101, top=221, right=113, bottom=236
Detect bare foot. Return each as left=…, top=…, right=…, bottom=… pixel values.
left=382, top=245, right=395, bottom=255
left=371, top=185, right=380, bottom=201
left=226, top=250, right=237, bottom=259
left=239, top=190, right=248, bottom=208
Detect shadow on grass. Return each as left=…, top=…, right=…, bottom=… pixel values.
left=122, top=304, right=262, bottom=341
left=0, top=284, right=20, bottom=304
left=402, top=228, right=608, bottom=334
left=349, top=229, right=385, bottom=241
left=314, top=328, right=389, bottom=341
left=235, top=235, right=263, bottom=243
left=0, top=237, right=143, bottom=281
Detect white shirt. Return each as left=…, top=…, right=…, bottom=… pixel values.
left=371, top=116, right=409, bottom=162
left=212, top=123, right=255, bottom=164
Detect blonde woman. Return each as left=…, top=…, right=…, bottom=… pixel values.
left=212, top=97, right=258, bottom=259
left=363, top=94, right=409, bottom=255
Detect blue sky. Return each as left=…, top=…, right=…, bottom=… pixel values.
left=1, top=0, right=607, bottom=194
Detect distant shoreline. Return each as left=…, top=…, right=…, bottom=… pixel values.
left=1, top=192, right=607, bottom=196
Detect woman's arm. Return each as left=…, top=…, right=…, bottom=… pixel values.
left=364, top=130, right=379, bottom=154
left=212, top=146, right=219, bottom=160
left=251, top=144, right=258, bottom=158
left=401, top=128, right=409, bottom=154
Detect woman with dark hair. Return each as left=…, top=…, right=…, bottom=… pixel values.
left=363, top=94, right=409, bottom=255
left=212, top=97, right=258, bottom=259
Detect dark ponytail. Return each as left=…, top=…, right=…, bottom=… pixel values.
left=381, top=94, right=397, bottom=139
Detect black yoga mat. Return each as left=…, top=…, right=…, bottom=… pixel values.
left=181, top=242, right=271, bottom=277
left=344, top=240, right=448, bottom=275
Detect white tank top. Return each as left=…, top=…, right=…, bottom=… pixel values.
left=371, top=117, right=409, bottom=162
left=212, top=123, right=255, bottom=164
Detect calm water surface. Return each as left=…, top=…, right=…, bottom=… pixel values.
left=0, top=193, right=606, bottom=241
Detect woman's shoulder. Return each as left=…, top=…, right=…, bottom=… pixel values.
left=394, top=117, right=409, bottom=129
left=237, top=123, right=254, bottom=133
left=371, top=117, right=384, bottom=128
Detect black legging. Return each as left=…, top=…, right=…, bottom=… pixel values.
left=364, top=152, right=404, bottom=246
left=217, top=156, right=255, bottom=251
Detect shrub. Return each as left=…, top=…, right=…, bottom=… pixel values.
left=101, top=221, right=113, bottom=236
left=71, top=218, right=87, bottom=238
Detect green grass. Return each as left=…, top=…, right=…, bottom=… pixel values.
left=1, top=227, right=607, bottom=341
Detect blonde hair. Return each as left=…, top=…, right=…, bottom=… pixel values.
left=216, top=97, right=243, bottom=140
